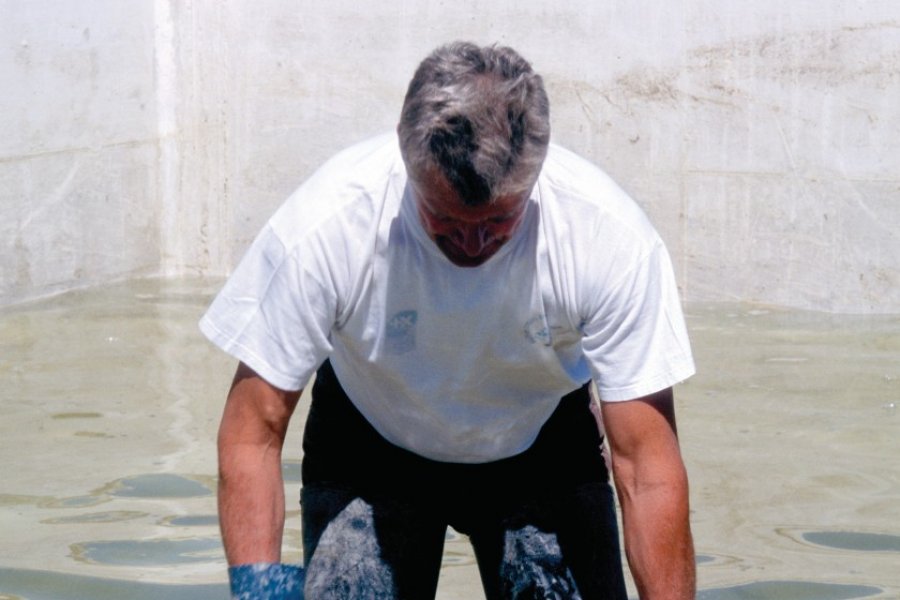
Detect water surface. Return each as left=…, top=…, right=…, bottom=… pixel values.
left=0, top=279, right=897, bottom=598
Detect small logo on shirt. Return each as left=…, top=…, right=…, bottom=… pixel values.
left=386, top=310, right=417, bottom=354
left=524, top=315, right=552, bottom=346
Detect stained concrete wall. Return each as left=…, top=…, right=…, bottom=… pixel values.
left=1, top=1, right=161, bottom=303
left=2, top=1, right=899, bottom=312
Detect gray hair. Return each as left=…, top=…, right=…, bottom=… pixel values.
left=398, top=42, right=551, bottom=205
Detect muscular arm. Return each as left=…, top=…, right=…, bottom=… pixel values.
left=600, top=388, right=695, bottom=600
left=217, top=362, right=301, bottom=566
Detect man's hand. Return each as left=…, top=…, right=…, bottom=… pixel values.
left=217, top=362, right=301, bottom=566
left=601, top=388, right=695, bottom=600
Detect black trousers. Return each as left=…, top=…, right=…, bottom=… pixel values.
left=300, top=361, right=627, bottom=599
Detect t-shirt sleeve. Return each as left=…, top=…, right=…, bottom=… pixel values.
left=198, top=224, right=336, bottom=391
left=581, top=240, right=695, bottom=401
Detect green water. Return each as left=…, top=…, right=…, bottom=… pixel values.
left=0, top=279, right=897, bottom=599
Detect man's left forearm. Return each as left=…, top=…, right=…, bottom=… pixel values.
left=601, top=390, right=695, bottom=600
left=615, top=463, right=695, bottom=599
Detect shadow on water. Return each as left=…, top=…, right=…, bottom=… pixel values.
left=0, top=568, right=226, bottom=600
left=696, top=581, right=883, bottom=600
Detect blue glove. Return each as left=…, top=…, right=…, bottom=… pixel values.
left=228, top=563, right=305, bottom=600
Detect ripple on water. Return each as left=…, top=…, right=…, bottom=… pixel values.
left=105, top=474, right=213, bottom=498
left=697, top=581, right=882, bottom=600
left=0, top=568, right=225, bottom=600
left=802, top=531, right=900, bottom=552
left=161, top=514, right=219, bottom=527
left=778, top=527, right=900, bottom=554
left=41, top=511, right=148, bottom=525
left=690, top=551, right=742, bottom=569
left=38, top=495, right=109, bottom=509
left=50, top=412, right=103, bottom=419
left=70, top=537, right=223, bottom=566
left=0, top=495, right=43, bottom=507
left=440, top=552, right=474, bottom=566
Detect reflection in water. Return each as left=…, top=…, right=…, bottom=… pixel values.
left=105, top=474, right=213, bottom=498
left=683, top=304, right=899, bottom=599
left=71, top=537, right=223, bottom=566
left=37, top=496, right=109, bottom=509
left=51, top=412, right=103, bottom=419
left=0, top=568, right=225, bottom=600
left=696, top=580, right=882, bottom=600
left=162, top=514, right=220, bottom=527
left=283, top=459, right=302, bottom=483
left=0, top=279, right=898, bottom=598
left=41, top=511, right=148, bottom=525
left=802, top=531, right=900, bottom=553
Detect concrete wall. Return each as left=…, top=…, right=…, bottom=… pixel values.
left=1, top=1, right=161, bottom=303
left=2, top=1, right=899, bottom=312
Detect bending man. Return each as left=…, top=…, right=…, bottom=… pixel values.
left=202, top=41, right=696, bottom=599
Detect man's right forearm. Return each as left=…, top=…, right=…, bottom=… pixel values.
left=216, top=363, right=301, bottom=566
left=218, top=438, right=287, bottom=565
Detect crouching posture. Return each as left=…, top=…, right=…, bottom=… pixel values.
left=203, top=41, right=696, bottom=599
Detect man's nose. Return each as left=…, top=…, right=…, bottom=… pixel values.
left=452, top=223, right=491, bottom=256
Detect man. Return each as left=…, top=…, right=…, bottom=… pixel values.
left=201, top=42, right=696, bottom=599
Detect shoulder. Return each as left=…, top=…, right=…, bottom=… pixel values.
left=536, top=144, right=661, bottom=253
left=268, top=133, right=405, bottom=246
left=312, top=132, right=403, bottom=183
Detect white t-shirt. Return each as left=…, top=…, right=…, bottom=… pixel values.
left=200, top=133, right=695, bottom=463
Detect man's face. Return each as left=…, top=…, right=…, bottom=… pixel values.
left=411, top=172, right=530, bottom=267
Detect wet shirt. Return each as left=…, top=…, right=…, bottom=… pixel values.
left=200, top=134, right=695, bottom=463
